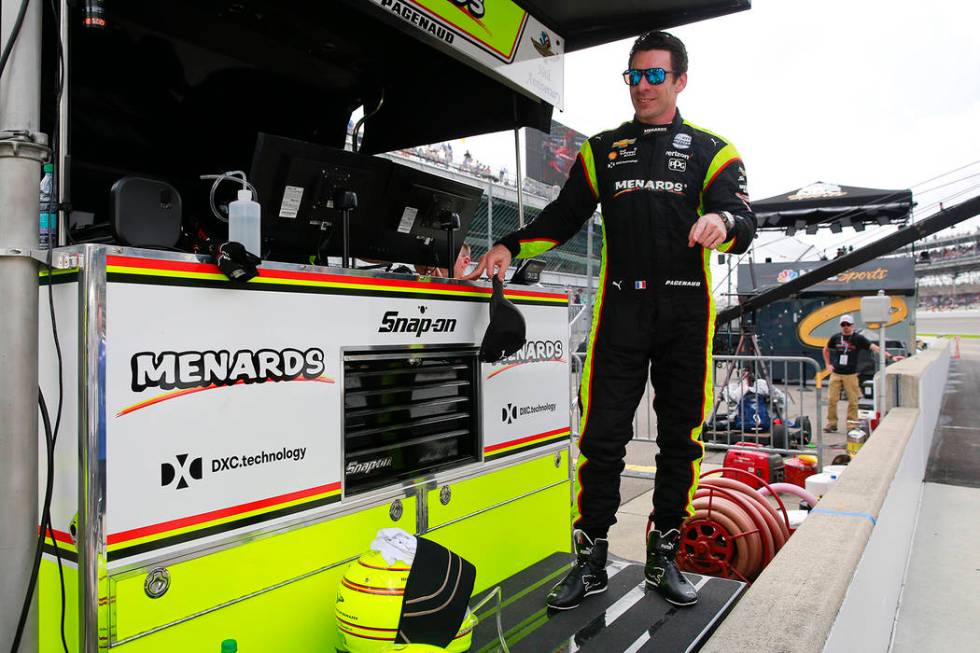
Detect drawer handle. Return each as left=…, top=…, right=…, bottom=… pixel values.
left=144, top=568, right=171, bottom=599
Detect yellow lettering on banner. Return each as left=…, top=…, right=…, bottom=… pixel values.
left=837, top=267, right=888, bottom=283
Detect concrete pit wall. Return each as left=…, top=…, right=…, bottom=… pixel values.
left=701, top=340, right=951, bottom=653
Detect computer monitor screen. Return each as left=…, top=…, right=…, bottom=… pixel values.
left=250, top=134, right=482, bottom=270
left=250, top=133, right=394, bottom=263
left=369, top=164, right=483, bottom=270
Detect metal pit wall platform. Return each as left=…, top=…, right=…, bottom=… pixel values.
left=470, top=553, right=746, bottom=653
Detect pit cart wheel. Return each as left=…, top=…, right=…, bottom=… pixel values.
left=679, top=518, right=737, bottom=577
left=771, top=422, right=788, bottom=450
left=799, top=416, right=812, bottom=445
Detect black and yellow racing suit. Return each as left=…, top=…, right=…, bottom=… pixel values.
left=498, top=110, right=756, bottom=536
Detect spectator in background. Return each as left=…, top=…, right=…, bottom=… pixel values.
left=823, top=314, right=902, bottom=431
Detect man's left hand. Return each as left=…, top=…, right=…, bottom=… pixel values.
left=688, top=213, right=727, bottom=249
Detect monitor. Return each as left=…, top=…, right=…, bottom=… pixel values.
left=250, top=134, right=482, bottom=270
left=249, top=133, right=393, bottom=264
left=368, top=164, right=483, bottom=271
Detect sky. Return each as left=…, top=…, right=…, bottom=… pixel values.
left=451, top=0, right=980, bottom=290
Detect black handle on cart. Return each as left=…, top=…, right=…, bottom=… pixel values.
left=479, top=277, right=526, bottom=363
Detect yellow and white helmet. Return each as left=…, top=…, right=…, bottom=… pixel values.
left=336, top=550, right=477, bottom=652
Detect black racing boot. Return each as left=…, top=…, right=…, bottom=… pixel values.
left=546, top=530, right=609, bottom=610
left=645, top=529, right=698, bottom=607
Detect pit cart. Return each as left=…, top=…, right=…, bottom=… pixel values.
left=38, top=246, right=573, bottom=651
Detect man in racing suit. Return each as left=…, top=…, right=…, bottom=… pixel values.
left=465, top=31, right=756, bottom=609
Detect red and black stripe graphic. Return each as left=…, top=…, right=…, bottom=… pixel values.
left=106, top=256, right=566, bottom=307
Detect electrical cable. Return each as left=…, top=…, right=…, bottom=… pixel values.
left=0, top=0, right=31, bottom=81
left=199, top=171, right=258, bottom=223
left=8, top=389, right=55, bottom=653
left=351, top=90, right=385, bottom=154
left=45, top=245, right=69, bottom=653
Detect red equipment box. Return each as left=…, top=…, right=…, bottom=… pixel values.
left=784, top=456, right=818, bottom=488
left=723, top=442, right=784, bottom=484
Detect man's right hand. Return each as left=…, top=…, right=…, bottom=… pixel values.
left=463, top=244, right=512, bottom=281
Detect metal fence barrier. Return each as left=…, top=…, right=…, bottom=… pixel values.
left=569, top=353, right=827, bottom=474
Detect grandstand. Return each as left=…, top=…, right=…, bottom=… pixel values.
left=901, top=228, right=980, bottom=309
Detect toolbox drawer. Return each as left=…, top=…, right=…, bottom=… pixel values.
left=426, top=448, right=569, bottom=529
left=110, top=497, right=415, bottom=644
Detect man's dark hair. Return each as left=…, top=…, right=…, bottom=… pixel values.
left=629, top=31, right=688, bottom=75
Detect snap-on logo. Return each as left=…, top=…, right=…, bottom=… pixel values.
left=378, top=306, right=458, bottom=337
left=613, top=179, right=687, bottom=197
left=346, top=457, right=393, bottom=476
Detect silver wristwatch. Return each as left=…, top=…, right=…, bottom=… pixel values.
left=719, top=211, right=735, bottom=233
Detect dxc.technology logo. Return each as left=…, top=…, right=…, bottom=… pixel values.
left=161, top=453, right=203, bottom=490
left=502, top=403, right=518, bottom=424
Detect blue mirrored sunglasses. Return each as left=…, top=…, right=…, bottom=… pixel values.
left=622, top=67, right=674, bottom=86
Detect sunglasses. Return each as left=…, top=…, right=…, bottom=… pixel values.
left=622, top=67, right=676, bottom=86
left=840, top=322, right=853, bottom=327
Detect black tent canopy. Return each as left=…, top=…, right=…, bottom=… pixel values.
left=52, top=0, right=749, bottom=222
left=752, top=182, right=914, bottom=235
left=521, top=0, right=751, bottom=52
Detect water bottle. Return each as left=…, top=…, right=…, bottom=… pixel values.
left=228, top=188, right=261, bottom=257
left=39, top=162, right=57, bottom=249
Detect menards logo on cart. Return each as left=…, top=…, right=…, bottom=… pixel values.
left=131, top=347, right=326, bottom=392
left=120, top=347, right=334, bottom=416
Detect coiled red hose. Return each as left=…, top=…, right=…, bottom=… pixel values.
left=673, top=467, right=793, bottom=582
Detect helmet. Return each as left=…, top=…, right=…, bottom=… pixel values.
left=336, top=551, right=477, bottom=652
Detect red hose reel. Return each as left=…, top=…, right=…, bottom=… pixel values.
left=673, top=468, right=792, bottom=582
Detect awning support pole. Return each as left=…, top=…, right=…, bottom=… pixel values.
left=0, top=0, right=45, bottom=649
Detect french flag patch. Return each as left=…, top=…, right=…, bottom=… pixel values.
left=634, top=280, right=647, bottom=290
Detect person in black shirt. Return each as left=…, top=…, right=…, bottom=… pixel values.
left=822, top=314, right=900, bottom=431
